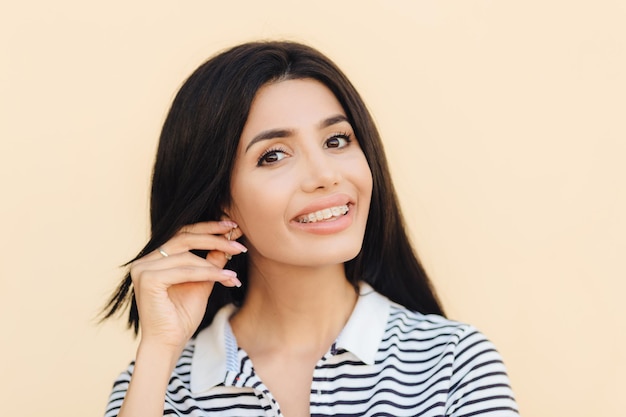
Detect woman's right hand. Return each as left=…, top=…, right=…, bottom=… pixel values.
left=129, top=220, right=246, bottom=353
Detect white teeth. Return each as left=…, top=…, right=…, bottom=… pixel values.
left=298, top=205, right=349, bottom=223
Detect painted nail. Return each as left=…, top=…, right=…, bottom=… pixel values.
left=229, top=241, right=248, bottom=253
left=220, top=269, right=237, bottom=278
left=230, top=277, right=243, bottom=288
left=219, top=221, right=238, bottom=228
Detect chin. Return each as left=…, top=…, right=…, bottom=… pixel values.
left=298, top=242, right=363, bottom=268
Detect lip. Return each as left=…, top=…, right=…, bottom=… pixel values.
left=292, top=193, right=352, bottom=220
left=290, top=193, right=354, bottom=235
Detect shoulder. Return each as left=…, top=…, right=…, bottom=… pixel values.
left=382, top=303, right=519, bottom=415
left=385, top=302, right=508, bottom=373
left=385, top=300, right=473, bottom=343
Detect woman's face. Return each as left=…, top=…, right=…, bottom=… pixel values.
left=227, top=78, right=373, bottom=270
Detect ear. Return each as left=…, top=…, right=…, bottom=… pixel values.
left=220, top=206, right=235, bottom=224
left=221, top=200, right=243, bottom=229
left=219, top=208, right=244, bottom=242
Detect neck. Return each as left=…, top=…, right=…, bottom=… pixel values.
left=230, top=261, right=358, bottom=356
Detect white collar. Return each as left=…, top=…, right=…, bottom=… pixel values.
left=335, top=283, right=390, bottom=365
left=190, top=283, right=390, bottom=394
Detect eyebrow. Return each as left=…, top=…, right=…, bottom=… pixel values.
left=244, top=114, right=350, bottom=153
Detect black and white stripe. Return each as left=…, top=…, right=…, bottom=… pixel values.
left=105, top=288, right=518, bottom=416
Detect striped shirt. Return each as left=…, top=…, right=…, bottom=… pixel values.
left=105, top=284, right=519, bottom=416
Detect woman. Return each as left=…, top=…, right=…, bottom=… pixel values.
left=103, top=41, right=519, bottom=417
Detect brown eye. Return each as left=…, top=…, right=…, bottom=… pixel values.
left=257, top=148, right=288, bottom=166
left=324, top=133, right=351, bottom=149
left=326, top=137, right=341, bottom=148
left=263, top=152, right=281, bottom=163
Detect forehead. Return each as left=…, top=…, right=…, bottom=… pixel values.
left=241, top=78, right=346, bottom=135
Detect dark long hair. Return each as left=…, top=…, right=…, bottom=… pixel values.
left=102, top=41, right=444, bottom=334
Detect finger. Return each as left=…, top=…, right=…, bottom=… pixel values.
left=166, top=232, right=247, bottom=257
left=131, top=252, right=243, bottom=287
left=133, top=260, right=241, bottom=288
left=156, top=266, right=240, bottom=288
left=138, top=231, right=247, bottom=264
left=132, top=252, right=241, bottom=284
left=180, top=221, right=244, bottom=242
left=179, top=220, right=239, bottom=235
left=133, top=251, right=221, bottom=273
left=206, top=248, right=232, bottom=266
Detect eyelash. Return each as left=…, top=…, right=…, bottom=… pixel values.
left=256, top=132, right=353, bottom=167
left=256, top=146, right=290, bottom=166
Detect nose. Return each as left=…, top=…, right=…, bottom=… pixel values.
left=300, top=148, right=342, bottom=193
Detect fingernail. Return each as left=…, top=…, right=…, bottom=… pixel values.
left=220, top=221, right=238, bottom=228
left=220, top=269, right=237, bottom=278
left=229, top=241, right=248, bottom=253
left=230, top=277, right=243, bottom=288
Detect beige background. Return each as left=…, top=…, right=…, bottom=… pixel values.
left=1, top=1, right=624, bottom=415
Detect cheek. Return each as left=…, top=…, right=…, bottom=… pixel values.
left=229, top=187, right=286, bottom=247
left=356, top=159, right=374, bottom=199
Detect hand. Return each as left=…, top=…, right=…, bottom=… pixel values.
left=130, top=221, right=246, bottom=352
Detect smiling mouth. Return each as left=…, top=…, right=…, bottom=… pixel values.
left=296, top=204, right=349, bottom=223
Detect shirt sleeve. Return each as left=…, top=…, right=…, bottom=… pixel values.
left=445, top=326, right=520, bottom=416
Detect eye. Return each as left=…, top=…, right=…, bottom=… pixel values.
left=257, top=147, right=289, bottom=166
left=324, top=132, right=352, bottom=149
